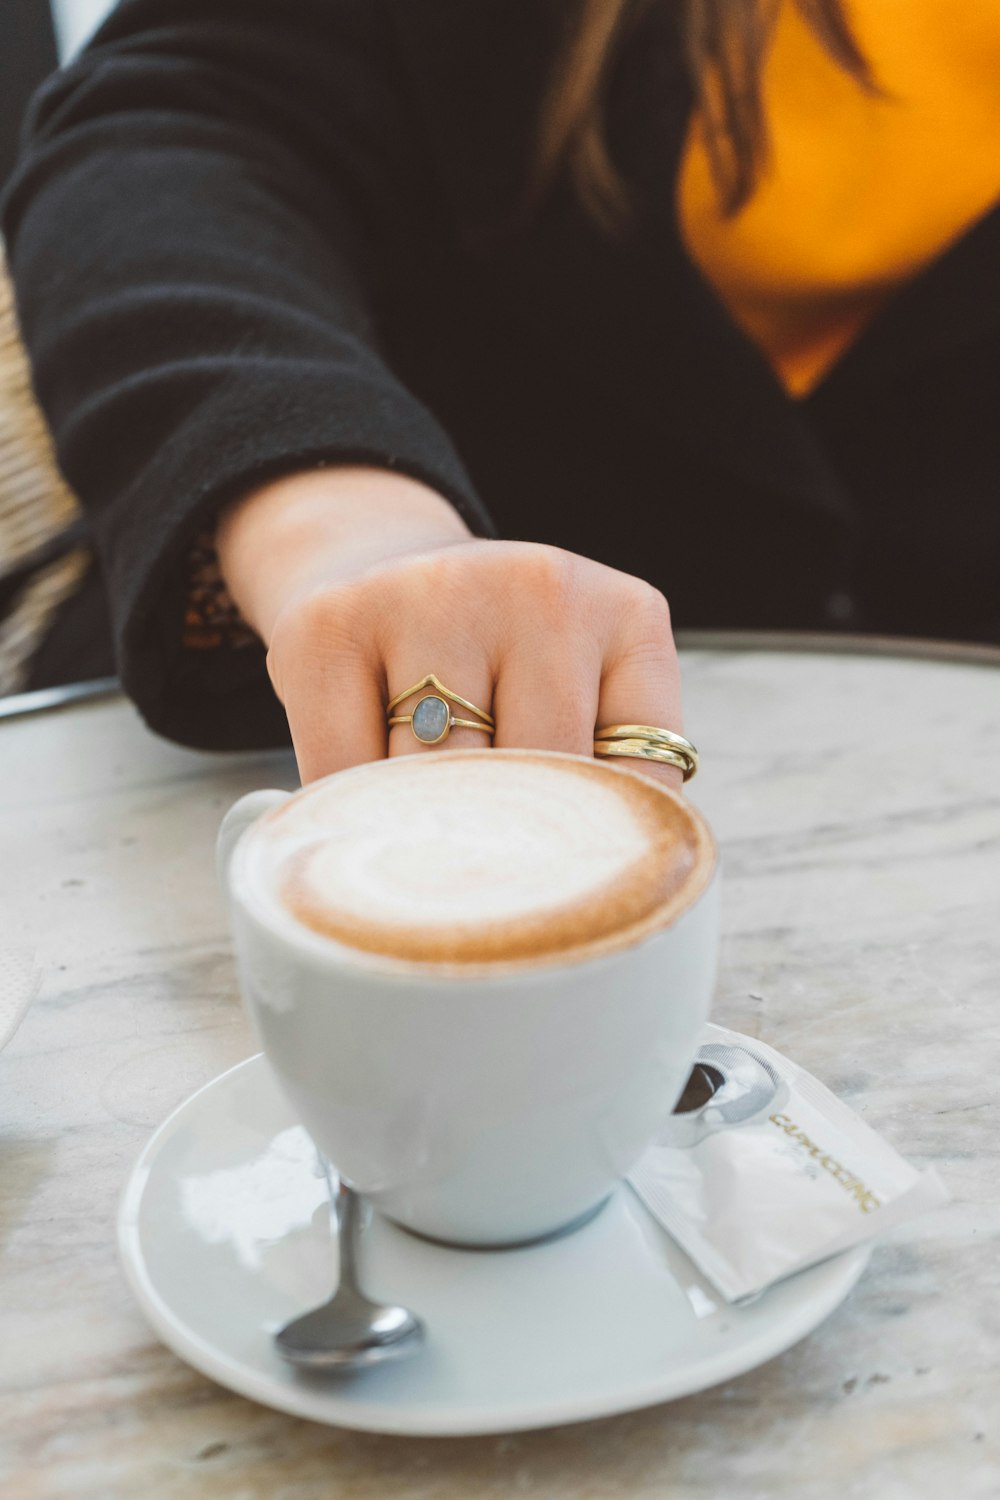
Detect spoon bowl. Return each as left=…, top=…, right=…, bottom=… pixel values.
left=275, top=1170, right=425, bottom=1372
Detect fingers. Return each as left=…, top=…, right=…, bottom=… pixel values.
left=488, top=548, right=600, bottom=754
left=266, top=593, right=388, bottom=784
left=384, top=549, right=603, bottom=759
left=597, top=583, right=686, bottom=790
left=376, top=548, right=497, bottom=756
left=491, top=633, right=601, bottom=756
left=265, top=541, right=686, bottom=792
left=281, top=656, right=389, bottom=784
left=385, top=657, right=497, bottom=756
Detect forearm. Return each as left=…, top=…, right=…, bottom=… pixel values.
left=216, top=467, right=474, bottom=644
left=1, top=1, right=490, bottom=748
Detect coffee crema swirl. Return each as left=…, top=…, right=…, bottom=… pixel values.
left=246, top=750, right=713, bottom=968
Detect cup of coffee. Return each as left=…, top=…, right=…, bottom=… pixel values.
left=218, top=748, right=718, bottom=1247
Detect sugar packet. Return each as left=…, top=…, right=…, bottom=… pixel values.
left=627, top=1023, right=948, bottom=1303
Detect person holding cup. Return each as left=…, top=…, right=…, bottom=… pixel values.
left=4, top=0, right=999, bottom=755
left=214, top=468, right=691, bottom=789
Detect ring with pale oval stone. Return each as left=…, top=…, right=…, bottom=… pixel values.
left=593, top=724, right=699, bottom=781
left=385, top=673, right=495, bottom=746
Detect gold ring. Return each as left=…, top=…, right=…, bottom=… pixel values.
left=386, top=673, right=494, bottom=746
left=594, top=723, right=698, bottom=781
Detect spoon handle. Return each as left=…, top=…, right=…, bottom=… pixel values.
left=319, top=1157, right=362, bottom=1293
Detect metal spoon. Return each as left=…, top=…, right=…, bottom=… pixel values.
left=274, top=1163, right=424, bottom=1371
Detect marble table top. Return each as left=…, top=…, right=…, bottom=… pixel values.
left=1, top=637, right=997, bottom=1499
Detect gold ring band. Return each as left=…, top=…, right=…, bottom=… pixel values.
left=388, top=713, right=494, bottom=743
left=386, top=673, right=494, bottom=724
left=385, top=673, right=494, bottom=746
left=594, top=723, right=698, bottom=781
left=593, top=739, right=695, bottom=778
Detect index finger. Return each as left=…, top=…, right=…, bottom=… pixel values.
left=269, top=618, right=388, bottom=784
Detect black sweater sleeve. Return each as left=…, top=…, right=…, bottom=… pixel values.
left=1, top=0, right=495, bottom=749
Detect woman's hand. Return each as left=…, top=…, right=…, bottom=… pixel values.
left=217, top=468, right=684, bottom=787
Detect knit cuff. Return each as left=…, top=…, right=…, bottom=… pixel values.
left=182, top=529, right=258, bottom=652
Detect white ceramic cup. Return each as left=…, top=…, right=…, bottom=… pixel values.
left=218, top=751, right=719, bottom=1247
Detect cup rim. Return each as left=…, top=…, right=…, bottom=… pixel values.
left=227, top=747, right=717, bottom=982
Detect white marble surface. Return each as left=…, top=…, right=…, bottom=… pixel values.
left=0, top=640, right=997, bottom=1498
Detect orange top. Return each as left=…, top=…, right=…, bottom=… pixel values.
left=678, top=1, right=1000, bottom=395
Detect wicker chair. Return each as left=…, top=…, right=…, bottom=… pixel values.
left=0, top=242, right=89, bottom=695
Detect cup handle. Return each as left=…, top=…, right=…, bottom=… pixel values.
left=216, top=789, right=292, bottom=887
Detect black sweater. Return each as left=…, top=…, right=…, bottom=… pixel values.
left=4, top=0, right=999, bottom=748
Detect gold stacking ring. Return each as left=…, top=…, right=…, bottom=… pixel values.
left=386, top=672, right=495, bottom=746
left=593, top=723, right=699, bottom=781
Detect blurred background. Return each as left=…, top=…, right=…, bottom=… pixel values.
left=0, top=2, right=117, bottom=701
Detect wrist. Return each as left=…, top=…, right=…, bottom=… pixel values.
left=215, top=466, right=472, bottom=643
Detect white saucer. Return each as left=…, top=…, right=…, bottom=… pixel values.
left=118, top=1054, right=869, bottom=1436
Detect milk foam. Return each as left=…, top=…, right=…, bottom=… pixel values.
left=243, top=751, right=706, bottom=966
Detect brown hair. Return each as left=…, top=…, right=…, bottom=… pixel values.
left=534, top=0, right=874, bottom=230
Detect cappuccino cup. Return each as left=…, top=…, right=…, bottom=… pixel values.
left=218, top=748, right=718, bottom=1246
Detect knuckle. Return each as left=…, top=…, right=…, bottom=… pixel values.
left=621, top=579, right=673, bottom=641
left=509, top=545, right=582, bottom=623
left=379, top=551, right=499, bottom=657
left=264, top=642, right=285, bottom=699
left=269, top=581, right=377, bottom=673
left=384, top=547, right=436, bottom=592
